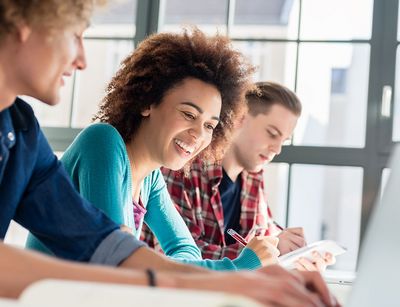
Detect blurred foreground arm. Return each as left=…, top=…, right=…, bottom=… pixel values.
left=1, top=242, right=339, bottom=306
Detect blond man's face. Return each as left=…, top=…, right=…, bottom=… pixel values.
left=13, top=22, right=87, bottom=105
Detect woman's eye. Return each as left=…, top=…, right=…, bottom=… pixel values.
left=205, top=124, right=215, bottom=131
left=183, top=112, right=195, bottom=120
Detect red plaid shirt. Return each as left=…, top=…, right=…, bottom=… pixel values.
left=141, top=158, right=276, bottom=260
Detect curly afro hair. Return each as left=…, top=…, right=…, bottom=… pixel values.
left=94, top=28, right=255, bottom=162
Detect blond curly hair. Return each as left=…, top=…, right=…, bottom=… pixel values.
left=0, top=0, right=105, bottom=42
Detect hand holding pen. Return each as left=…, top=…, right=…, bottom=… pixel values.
left=244, top=218, right=306, bottom=256
left=227, top=228, right=280, bottom=266
left=276, top=227, right=307, bottom=255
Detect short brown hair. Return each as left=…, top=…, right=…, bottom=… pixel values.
left=246, top=81, right=302, bottom=117
left=0, top=0, right=104, bottom=42
left=94, top=28, right=255, bottom=162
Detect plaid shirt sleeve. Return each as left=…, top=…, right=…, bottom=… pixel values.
left=164, top=167, right=247, bottom=260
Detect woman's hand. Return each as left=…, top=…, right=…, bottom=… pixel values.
left=245, top=236, right=280, bottom=267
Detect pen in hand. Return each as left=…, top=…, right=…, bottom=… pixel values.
left=227, top=228, right=248, bottom=246
left=273, top=221, right=284, bottom=231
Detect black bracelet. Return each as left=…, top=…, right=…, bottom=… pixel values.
left=146, top=268, right=156, bottom=287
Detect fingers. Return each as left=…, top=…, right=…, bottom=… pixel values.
left=257, top=265, right=339, bottom=307
left=247, top=236, right=280, bottom=254
left=259, top=264, right=301, bottom=281
left=264, top=236, right=279, bottom=247
left=285, top=227, right=305, bottom=237
left=281, top=280, right=325, bottom=307
left=283, top=228, right=307, bottom=247
left=278, top=228, right=306, bottom=249
left=265, top=280, right=324, bottom=307
left=288, top=233, right=307, bottom=248
left=247, top=237, right=280, bottom=266
left=324, top=252, right=336, bottom=266
left=296, top=252, right=331, bottom=272
left=257, top=268, right=325, bottom=307
left=297, top=257, right=319, bottom=271
left=295, top=270, right=338, bottom=307
left=277, top=231, right=306, bottom=254
left=312, top=252, right=327, bottom=272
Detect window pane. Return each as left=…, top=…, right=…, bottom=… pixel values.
left=398, top=2, right=400, bottom=41
left=86, top=0, right=137, bottom=38
left=231, top=0, right=299, bottom=39
left=380, top=168, right=391, bottom=199
left=233, top=42, right=297, bottom=88
left=23, top=75, right=74, bottom=127
left=289, top=164, right=363, bottom=271
left=300, top=0, right=373, bottom=40
left=392, top=46, right=400, bottom=141
left=294, top=43, right=370, bottom=147
left=71, top=39, right=134, bottom=128
left=263, top=163, right=289, bottom=226
left=160, top=0, right=228, bottom=34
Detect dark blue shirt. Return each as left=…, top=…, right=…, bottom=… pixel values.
left=0, top=98, right=144, bottom=263
left=219, top=168, right=242, bottom=245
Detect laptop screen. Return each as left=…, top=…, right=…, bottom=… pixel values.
left=347, top=144, right=400, bottom=307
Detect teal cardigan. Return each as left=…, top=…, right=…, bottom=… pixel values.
left=26, top=123, right=261, bottom=271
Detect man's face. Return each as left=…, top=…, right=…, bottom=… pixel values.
left=232, top=104, right=299, bottom=173
left=14, top=23, right=87, bottom=105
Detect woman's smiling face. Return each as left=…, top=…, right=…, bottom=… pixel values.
left=140, top=77, right=221, bottom=170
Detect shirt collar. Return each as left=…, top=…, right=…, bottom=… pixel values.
left=241, top=169, right=264, bottom=183
left=9, top=98, right=29, bottom=132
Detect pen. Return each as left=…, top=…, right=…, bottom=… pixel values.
left=273, top=220, right=284, bottom=231
left=227, top=228, right=248, bottom=246
left=266, top=207, right=285, bottom=231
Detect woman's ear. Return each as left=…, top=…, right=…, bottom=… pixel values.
left=141, top=106, right=152, bottom=117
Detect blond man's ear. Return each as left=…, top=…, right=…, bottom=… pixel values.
left=16, top=23, right=32, bottom=43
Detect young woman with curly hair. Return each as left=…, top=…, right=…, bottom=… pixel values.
left=26, top=28, right=280, bottom=271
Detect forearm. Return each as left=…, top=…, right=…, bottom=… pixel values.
left=0, top=243, right=151, bottom=298
left=119, top=246, right=208, bottom=273
left=4, top=235, right=207, bottom=297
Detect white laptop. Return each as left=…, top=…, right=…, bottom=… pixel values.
left=345, top=144, right=400, bottom=307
